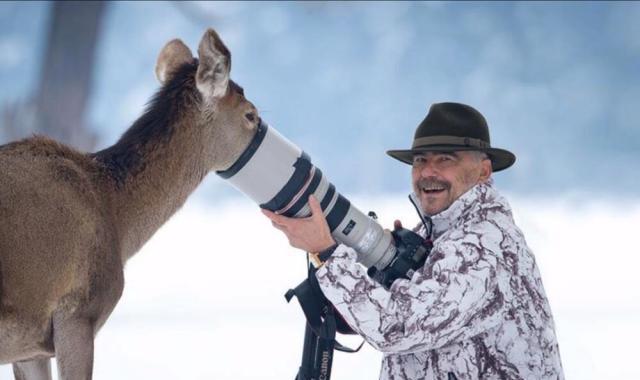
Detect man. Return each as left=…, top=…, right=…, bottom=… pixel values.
left=263, top=102, right=564, bottom=379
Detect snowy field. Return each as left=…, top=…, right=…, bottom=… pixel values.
left=1, top=192, right=639, bottom=379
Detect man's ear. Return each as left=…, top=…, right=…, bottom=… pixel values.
left=155, top=39, right=193, bottom=85
left=196, top=28, right=231, bottom=100
left=479, top=157, right=493, bottom=183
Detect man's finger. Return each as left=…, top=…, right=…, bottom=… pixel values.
left=271, top=220, right=287, bottom=231
left=261, top=208, right=274, bottom=218
left=262, top=208, right=286, bottom=224
left=308, top=195, right=324, bottom=218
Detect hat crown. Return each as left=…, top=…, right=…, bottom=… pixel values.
left=415, top=102, right=491, bottom=145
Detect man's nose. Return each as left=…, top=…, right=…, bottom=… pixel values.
left=419, top=160, right=438, bottom=177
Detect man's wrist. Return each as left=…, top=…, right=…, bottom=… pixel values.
left=317, top=242, right=339, bottom=262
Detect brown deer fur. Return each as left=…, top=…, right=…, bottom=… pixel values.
left=0, top=29, right=259, bottom=379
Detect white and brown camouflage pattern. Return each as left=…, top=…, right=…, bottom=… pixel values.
left=316, top=183, right=564, bottom=380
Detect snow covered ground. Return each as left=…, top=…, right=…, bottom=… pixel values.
left=1, top=191, right=639, bottom=379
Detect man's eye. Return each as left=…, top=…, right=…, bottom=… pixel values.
left=245, top=113, right=256, bottom=122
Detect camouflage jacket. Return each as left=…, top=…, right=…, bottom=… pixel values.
left=316, top=183, right=564, bottom=380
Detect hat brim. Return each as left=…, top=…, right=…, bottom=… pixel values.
left=386, top=145, right=516, bottom=172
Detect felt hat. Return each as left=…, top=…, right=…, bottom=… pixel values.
left=386, top=102, right=515, bottom=172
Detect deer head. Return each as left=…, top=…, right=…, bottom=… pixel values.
left=155, top=28, right=259, bottom=172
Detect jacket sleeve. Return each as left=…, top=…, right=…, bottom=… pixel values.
left=315, top=220, right=505, bottom=354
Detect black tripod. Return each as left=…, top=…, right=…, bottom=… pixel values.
left=286, top=264, right=362, bottom=380
left=296, top=312, right=337, bottom=379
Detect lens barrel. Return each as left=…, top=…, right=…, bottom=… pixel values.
left=217, top=121, right=397, bottom=270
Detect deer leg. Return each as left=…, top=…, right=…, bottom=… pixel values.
left=52, top=315, right=94, bottom=380
left=12, top=358, right=52, bottom=380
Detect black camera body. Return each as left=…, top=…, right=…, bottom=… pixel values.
left=367, top=227, right=433, bottom=289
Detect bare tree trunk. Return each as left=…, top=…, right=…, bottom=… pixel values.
left=34, top=1, right=106, bottom=150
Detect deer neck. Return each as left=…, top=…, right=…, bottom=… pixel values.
left=105, top=122, right=212, bottom=261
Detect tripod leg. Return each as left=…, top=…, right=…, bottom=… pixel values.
left=295, top=320, right=335, bottom=380
left=296, top=322, right=318, bottom=380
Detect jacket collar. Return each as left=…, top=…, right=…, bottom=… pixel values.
left=427, top=180, right=496, bottom=240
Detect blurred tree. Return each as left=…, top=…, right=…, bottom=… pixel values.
left=2, top=1, right=105, bottom=151
left=35, top=1, right=105, bottom=150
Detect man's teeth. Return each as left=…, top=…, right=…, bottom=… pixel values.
left=422, top=186, right=445, bottom=192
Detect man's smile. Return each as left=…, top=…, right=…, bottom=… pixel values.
left=417, top=179, right=450, bottom=196
left=420, top=185, right=446, bottom=195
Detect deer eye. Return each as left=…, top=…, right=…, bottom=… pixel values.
left=245, top=113, right=256, bottom=122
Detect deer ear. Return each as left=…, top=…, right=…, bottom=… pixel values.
left=196, top=28, right=231, bottom=100
left=155, top=39, right=193, bottom=85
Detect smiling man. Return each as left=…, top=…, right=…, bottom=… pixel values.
left=411, top=149, right=491, bottom=216
left=264, top=102, right=564, bottom=380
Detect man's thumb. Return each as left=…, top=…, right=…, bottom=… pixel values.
left=309, top=195, right=323, bottom=216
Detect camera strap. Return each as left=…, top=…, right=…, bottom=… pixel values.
left=285, top=265, right=364, bottom=380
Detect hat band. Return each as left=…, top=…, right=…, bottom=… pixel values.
left=411, top=135, right=490, bottom=149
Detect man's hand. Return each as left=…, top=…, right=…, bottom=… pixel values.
left=261, top=195, right=336, bottom=253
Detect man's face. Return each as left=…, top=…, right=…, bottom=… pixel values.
left=411, top=151, right=492, bottom=216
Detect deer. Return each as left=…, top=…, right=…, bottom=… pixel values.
left=0, top=28, right=260, bottom=380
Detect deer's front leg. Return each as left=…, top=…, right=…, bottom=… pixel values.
left=52, top=314, right=94, bottom=380
left=12, top=358, right=52, bottom=380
